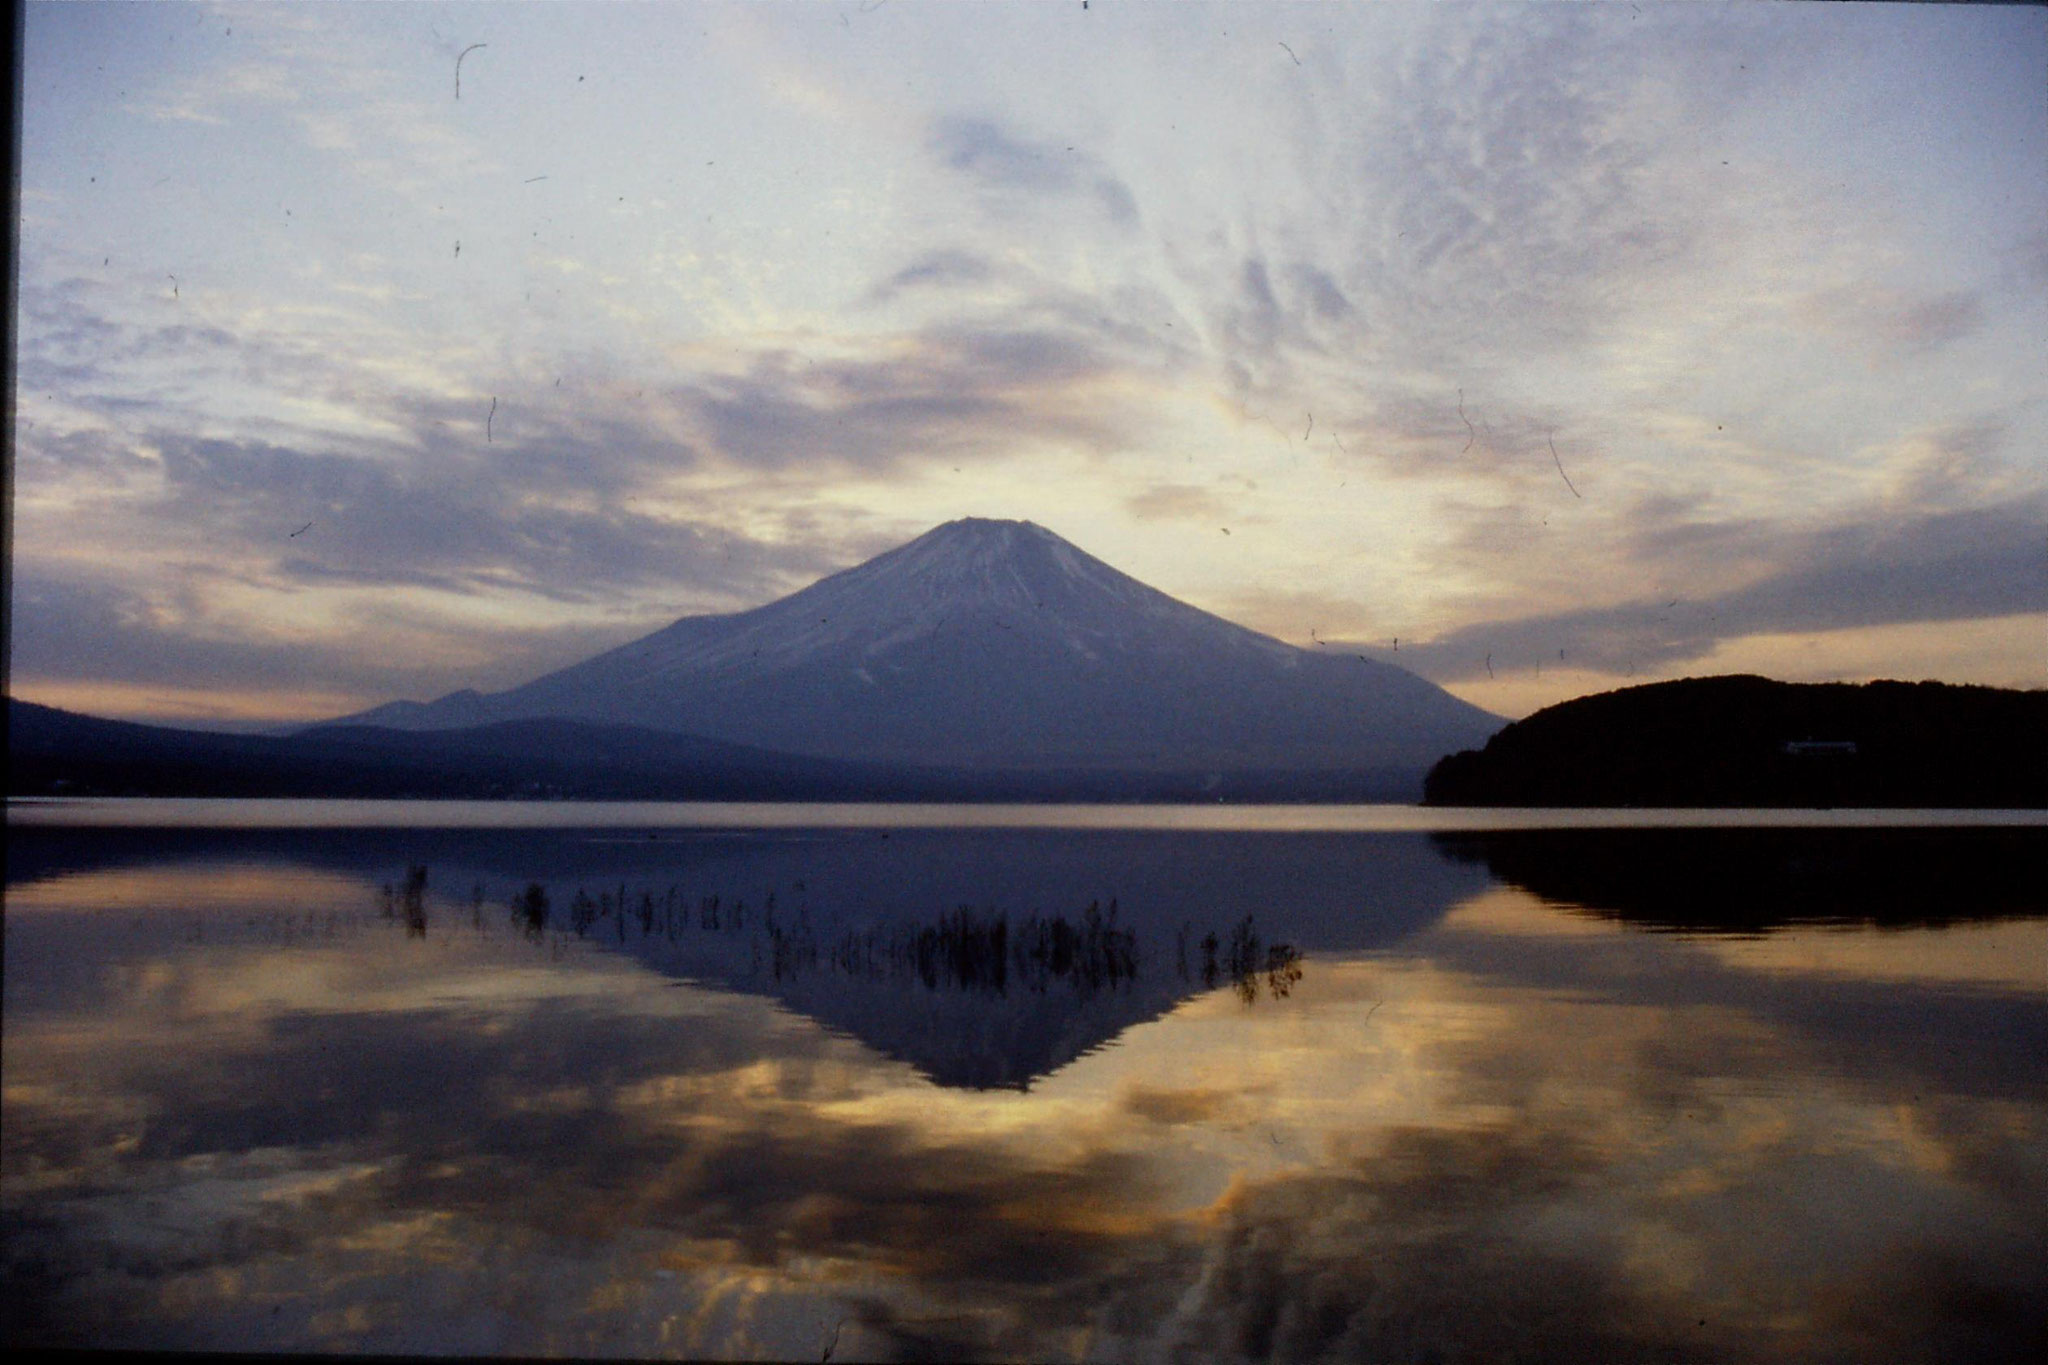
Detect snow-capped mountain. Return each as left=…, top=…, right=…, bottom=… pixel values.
left=335, top=518, right=1500, bottom=776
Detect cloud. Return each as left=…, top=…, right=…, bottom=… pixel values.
left=866, top=249, right=998, bottom=303
left=9, top=381, right=892, bottom=710
left=143, top=427, right=796, bottom=605
left=681, top=324, right=1137, bottom=470
left=1286, top=262, right=1354, bottom=323
left=27, top=260, right=1148, bottom=487
left=12, top=264, right=1148, bottom=580
left=15, top=2, right=2043, bottom=721
left=1147, top=6, right=2019, bottom=518
left=929, top=115, right=1139, bottom=226
left=1212, top=253, right=1359, bottom=382
left=1213, top=585, right=1389, bottom=645
left=1372, top=496, right=2048, bottom=681
left=1341, top=387, right=1587, bottom=485
left=9, top=247, right=1181, bottom=720
left=1797, top=285, right=1987, bottom=355
left=1179, top=5, right=1711, bottom=408
left=1122, top=483, right=1233, bottom=525
left=8, top=565, right=651, bottom=703
left=862, top=247, right=1198, bottom=379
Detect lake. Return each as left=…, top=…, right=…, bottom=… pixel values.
left=5, top=801, right=2045, bottom=1361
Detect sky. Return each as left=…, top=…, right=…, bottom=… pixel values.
left=11, top=0, right=2047, bottom=727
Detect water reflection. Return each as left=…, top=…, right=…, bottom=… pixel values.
left=513, top=872, right=1300, bottom=1089
left=7, top=823, right=1486, bottom=952
left=4, top=823, right=2045, bottom=1361
left=8, top=826, right=1452, bottom=1093
left=1435, top=826, right=2048, bottom=931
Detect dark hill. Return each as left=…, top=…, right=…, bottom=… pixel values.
left=6, top=699, right=956, bottom=800
left=5, top=699, right=1427, bottom=802
left=1423, top=676, right=2048, bottom=808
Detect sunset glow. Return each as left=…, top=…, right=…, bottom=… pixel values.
left=14, top=1, right=2046, bottom=725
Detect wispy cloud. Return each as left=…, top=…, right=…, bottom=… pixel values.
left=1124, top=483, right=1234, bottom=525
left=1366, top=497, right=2048, bottom=682
left=679, top=324, right=1141, bottom=471
left=1796, top=285, right=1986, bottom=355
left=930, top=115, right=1140, bottom=227
left=10, top=271, right=1169, bottom=715
left=866, top=249, right=999, bottom=304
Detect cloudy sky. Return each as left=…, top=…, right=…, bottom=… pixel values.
left=12, top=0, right=2046, bottom=727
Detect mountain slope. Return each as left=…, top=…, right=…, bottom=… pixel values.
left=335, top=518, right=1501, bottom=775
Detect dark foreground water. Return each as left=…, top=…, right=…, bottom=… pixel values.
left=5, top=803, right=2045, bottom=1362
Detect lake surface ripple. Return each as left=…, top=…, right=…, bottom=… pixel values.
left=5, top=804, right=2044, bottom=1361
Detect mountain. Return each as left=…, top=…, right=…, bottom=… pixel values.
left=331, top=518, right=1501, bottom=780
left=1424, top=675, right=2048, bottom=808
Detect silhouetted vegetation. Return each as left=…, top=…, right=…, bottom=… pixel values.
left=377, top=863, right=430, bottom=937
left=383, top=868, right=1299, bottom=1003
left=1188, top=916, right=1303, bottom=1002
left=764, top=900, right=1140, bottom=998
left=513, top=883, right=549, bottom=939
left=1436, top=827, right=2048, bottom=932
left=403, top=865, right=428, bottom=937
left=1424, top=676, right=2047, bottom=807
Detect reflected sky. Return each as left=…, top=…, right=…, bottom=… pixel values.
left=5, top=828, right=2045, bottom=1361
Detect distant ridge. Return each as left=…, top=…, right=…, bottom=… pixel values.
left=327, top=518, right=1501, bottom=781
left=7, top=699, right=1434, bottom=802
left=7, top=699, right=949, bottom=801
left=1424, top=676, right=2048, bottom=808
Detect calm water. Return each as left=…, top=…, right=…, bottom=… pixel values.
left=5, top=803, right=2045, bottom=1361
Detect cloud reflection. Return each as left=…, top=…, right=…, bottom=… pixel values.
left=5, top=846, right=2047, bottom=1361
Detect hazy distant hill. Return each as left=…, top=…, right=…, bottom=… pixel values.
left=329, top=518, right=1501, bottom=779
left=6, top=698, right=1434, bottom=802
left=6, top=699, right=949, bottom=800
left=1424, top=676, right=2048, bottom=808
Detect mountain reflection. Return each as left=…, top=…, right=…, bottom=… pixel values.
left=10, top=825, right=1460, bottom=1091
left=478, top=874, right=1292, bottom=1000
left=764, top=901, right=1143, bottom=998
left=1434, top=826, right=2048, bottom=932
left=6, top=823, right=1485, bottom=952
left=477, top=874, right=1300, bottom=1088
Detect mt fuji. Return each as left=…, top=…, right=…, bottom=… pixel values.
left=333, top=519, right=1501, bottom=783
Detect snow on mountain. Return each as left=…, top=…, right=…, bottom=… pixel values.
left=336, top=518, right=1502, bottom=774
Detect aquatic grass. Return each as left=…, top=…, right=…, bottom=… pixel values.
left=512, top=883, right=549, bottom=939
left=405, top=869, right=1296, bottom=1000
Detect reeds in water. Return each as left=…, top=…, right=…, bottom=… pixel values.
left=391, top=870, right=1297, bottom=1002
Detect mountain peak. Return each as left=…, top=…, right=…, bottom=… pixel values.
left=928, top=516, right=1045, bottom=536
left=896, top=517, right=1061, bottom=560
left=326, top=519, right=1503, bottom=778
left=802, top=517, right=1192, bottom=636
